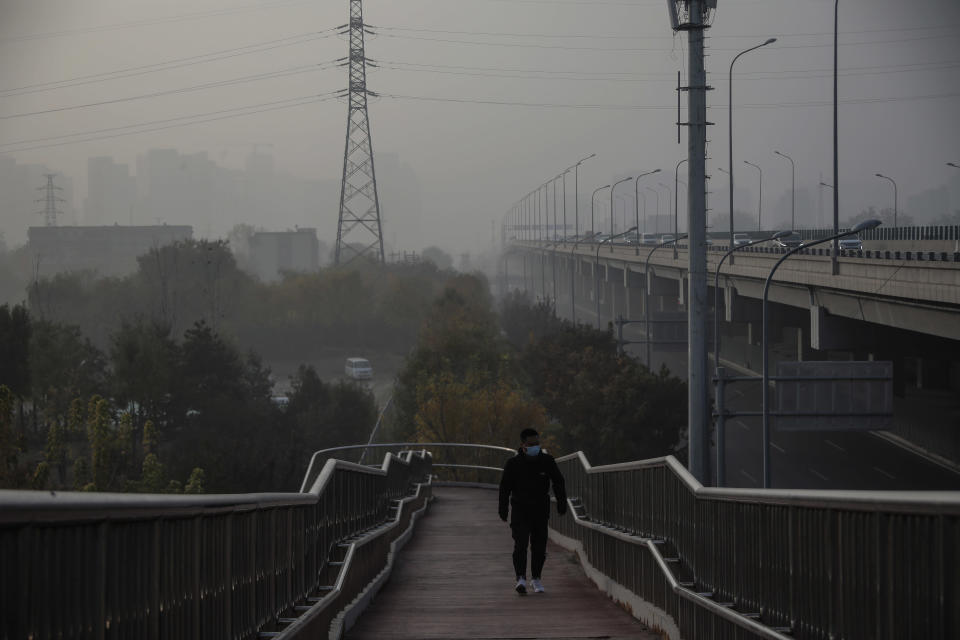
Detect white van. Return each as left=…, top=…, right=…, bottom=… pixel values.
left=345, top=357, right=373, bottom=380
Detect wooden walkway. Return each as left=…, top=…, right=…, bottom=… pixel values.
left=346, top=487, right=657, bottom=639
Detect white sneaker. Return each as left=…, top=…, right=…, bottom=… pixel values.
left=515, top=577, right=527, bottom=594
left=531, top=578, right=545, bottom=593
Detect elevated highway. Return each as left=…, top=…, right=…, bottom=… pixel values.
left=503, top=238, right=960, bottom=473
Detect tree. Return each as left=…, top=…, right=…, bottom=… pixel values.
left=421, top=246, right=453, bottom=270
left=109, top=318, right=177, bottom=431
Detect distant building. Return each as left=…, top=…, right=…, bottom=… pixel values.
left=248, top=228, right=319, bottom=282
left=84, top=156, right=135, bottom=226
left=28, top=225, right=193, bottom=277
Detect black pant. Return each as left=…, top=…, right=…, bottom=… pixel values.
left=511, top=509, right=548, bottom=579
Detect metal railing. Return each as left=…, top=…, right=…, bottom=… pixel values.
left=0, top=449, right=432, bottom=640
left=301, top=442, right=516, bottom=491
left=551, top=451, right=960, bottom=640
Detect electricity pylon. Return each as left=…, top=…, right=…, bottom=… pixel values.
left=36, top=174, right=65, bottom=227
left=334, top=0, right=385, bottom=266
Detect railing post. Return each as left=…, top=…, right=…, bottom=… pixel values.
left=150, top=520, right=161, bottom=640
left=96, top=522, right=107, bottom=640
left=193, top=515, right=202, bottom=640
left=715, top=367, right=727, bottom=487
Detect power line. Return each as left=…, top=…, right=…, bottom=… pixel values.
left=377, top=23, right=960, bottom=41
left=374, top=59, right=960, bottom=84
left=376, top=31, right=959, bottom=53
left=0, top=31, right=338, bottom=97
left=0, top=63, right=339, bottom=120
left=0, top=0, right=316, bottom=45
left=377, top=90, right=959, bottom=111
left=0, top=94, right=339, bottom=154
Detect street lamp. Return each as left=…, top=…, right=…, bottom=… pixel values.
left=644, top=233, right=688, bottom=368
left=634, top=170, right=661, bottom=251
left=591, top=185, right=610, bottom=241
left=675, top=158, right=688, bottom=241
left=743, top=160, right=763, bottom=231
left=645, top=186, right=660, bottom=234
left=774, top=150, right=795, bottom=231
left=573, top=153, right=596, bottom=246
left=729, top=38, right=777, bottom=259
left=875, top=173, right=898, bottom=229
left=760, top=218, right=882, bottom=488
left=712, top=229, right=792, bottom=486
left=610, top=177, right=633, bottom=252
left=595, top=226, right=638, bottom=329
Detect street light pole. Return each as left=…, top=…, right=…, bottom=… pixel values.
left=645, top=186, right=660, bottom=234
left=573, top=154, right=596, bottom=247
left=774, top=150, right=795, bottom=231
left=591, top=185, right=610, bottom=240
left=675, top=158, right=688, bottom=241
left=875, top=173, right=898, bottom=230
left=610, top=177, right=633, bottom=252
left=743, top=160, right=763, bottom=231
left=713, top=229, right=791, bottom=486
left=644, top=234, right=687, bottom=368
left=595, top=226, right=637, bottom=329
left=761, top=218, right=882, bottom=487
left=832, top=0, right=840, bottom=276
left=634, top=169, right=661, bottom=253
left=728, top=38, right=777, bottom=260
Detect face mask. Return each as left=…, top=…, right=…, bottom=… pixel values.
left=525, top=445, right=540, bottom=456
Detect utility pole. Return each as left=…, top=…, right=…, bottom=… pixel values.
left=335, top=0, right=385, bottom=266
left=668, top=0, right=713, bottom=485
left=36, top=174, right=65, bottom=227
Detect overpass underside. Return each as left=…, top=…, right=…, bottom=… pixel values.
left=502, top=244, right=960, bottom=472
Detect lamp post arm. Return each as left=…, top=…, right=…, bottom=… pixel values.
left=761, top=224, right=875, bottom=487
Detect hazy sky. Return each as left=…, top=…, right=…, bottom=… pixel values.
left=1, top=0, right=958, bottom=252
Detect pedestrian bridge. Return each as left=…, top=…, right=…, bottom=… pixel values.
left=3, top=443, right=957, bottom=639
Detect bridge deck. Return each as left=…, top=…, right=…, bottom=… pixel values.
left=346, top=486, right=656, bottom=639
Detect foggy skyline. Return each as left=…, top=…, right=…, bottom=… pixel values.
left=1, top=0, right=959, bottom=252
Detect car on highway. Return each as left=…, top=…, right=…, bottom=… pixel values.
left=733, top=233, right=752, bottom=246
left=839, top=235, right=863, bottom=251
left=660, top=234, right=676, bottom=244
left=641, top=233, right=658, bottom=246
left=345, top=357, right=373, bottom=380
left=772, top=232, right=803, bottom=248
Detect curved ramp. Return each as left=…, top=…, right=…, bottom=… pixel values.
left=346, top=487, right=656, bottom=639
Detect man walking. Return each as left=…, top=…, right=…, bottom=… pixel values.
left=498, top=428, right=567, bottom=594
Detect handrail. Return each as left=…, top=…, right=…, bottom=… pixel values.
left=300, top=442, right=516, bottom=492
left=1, top=448, right=433, bottom=640
left=552, top=451, right=960, bottom=640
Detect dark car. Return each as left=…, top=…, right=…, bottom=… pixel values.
left=773, top=232, right=803, bottom=248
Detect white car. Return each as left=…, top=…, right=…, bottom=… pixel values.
left=839, top=236, right=863, bottom=251
left=733, top=233, right=751, bottom=247
left=345, top=357, right=373, bottom=380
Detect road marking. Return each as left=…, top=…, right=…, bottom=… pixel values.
left=873, top=466, right=896, bottom=480
left=825, top=439, right=846, bottom=453
left=770, top=442, right=786, bottom=454
left=732, top=420, right=750, bottom=431
left=739, top=469, right=758, bottom=484
left=808, top=468, right=829, bottom=482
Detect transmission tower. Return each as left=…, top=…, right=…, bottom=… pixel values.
left=334, top=0, right=385, bottom=266
left=36, top=173, right=66, bottom=227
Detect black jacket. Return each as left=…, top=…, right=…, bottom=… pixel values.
left=498, top=449, right=567, bottom=520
